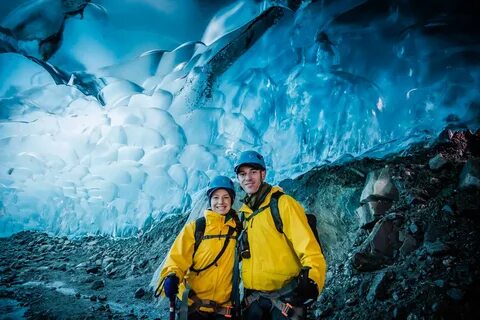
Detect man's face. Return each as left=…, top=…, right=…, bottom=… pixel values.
left=236, top=166, right=266, bottom=195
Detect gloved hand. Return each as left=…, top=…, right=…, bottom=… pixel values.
left=163, top=274, right=179, bottom=299
left=296, top=268, right=319, bottom=304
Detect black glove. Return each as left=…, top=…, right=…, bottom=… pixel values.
left=163, top=274, right=179, bottom=299
left=296, top=268, right=319, bottom=304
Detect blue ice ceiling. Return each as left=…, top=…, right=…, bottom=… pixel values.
left=1, top=0, right=479, bottom=237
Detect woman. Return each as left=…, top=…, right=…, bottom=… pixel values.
left=156, top=176, right=240, bottom=320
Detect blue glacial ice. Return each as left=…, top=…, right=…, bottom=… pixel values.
left=0, top=0, right=479, bottom=237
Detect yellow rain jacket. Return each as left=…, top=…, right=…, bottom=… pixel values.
left=239, top=186, right=327, bottom=292
left=158, top=209, right=239, bottom=309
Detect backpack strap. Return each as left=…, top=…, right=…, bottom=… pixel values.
left=270, top=191, right=322, bottom=247
left=270, top=191, right=285, bottom=234
left=231, top=238, right=241, bottom=318
left=190, top=225, right=236, bottom=274
left=193, top=217, right=206, bottom=256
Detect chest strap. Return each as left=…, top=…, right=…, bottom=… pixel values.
left=190, top=226, right=236, bottom=274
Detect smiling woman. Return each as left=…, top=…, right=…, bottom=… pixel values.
left=155, top=175, right=241, bottom=319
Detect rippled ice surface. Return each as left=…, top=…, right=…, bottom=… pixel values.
left=0, top=0, right=479, bottom=237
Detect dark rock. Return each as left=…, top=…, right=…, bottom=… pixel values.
left=367, top=272, right=388, bottom=301
left=86, top=265, right=100, bottom=274
left=437, top=128, right=454, bottom=143
left=367, top=199, right=394, bottom=218
left=318, top=306, right=334, bottom=317
left=134, top=287, right=145, bottom=299
left=406, top=190, right=428, bottom=205
left=393, top=306, right=407, bottom=319
left=399, top=234, right=418, bottom=256
left=424, top=241, right=450, bottom=256
left=446, top=288, right=464, bottom=301
left=352, top=251, right=386, bottom=272
left=441, top=204, right=454, bottom=215
left=353, top=214, right=404, bottom=271
left=368, top=214, right=404, bottom=257
left=408, top=223, right=419, bottom=234
left=459, top=159, right=480, bottom=189
left=429, top=154, right=448, bottom=171
left=91, top=279, right=105, bottom=290
left=360, top=216, right=381, bottom=230
left=424, top=222, right=448, bottom=242
left=90, top=295, right=97, bottom=302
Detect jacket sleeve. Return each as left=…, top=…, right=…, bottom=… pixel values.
left=279, top=195, right=327, bottom=293
left=158, top=221, right=196, bottom=287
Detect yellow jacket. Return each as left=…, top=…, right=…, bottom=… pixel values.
left=158, top=209, right=238, bottom=308
left=239, top=186, right=327, bottom=292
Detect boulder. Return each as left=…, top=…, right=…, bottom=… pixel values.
left=364, top=199, right=394, bottom=218
left=360, top=167, right=399, bottom=203
left=368, top=214, right=404, bottom=257
left=134, top=287, right=145, bottom=299
left=428, top=154, right=448, bottom=171
left=353, top=213, right=404, bottom=271
left=91, top=279, right=105, bottom=290
left=356, top=205, right=374, bottom=226
left=424, top=241, right=450, bottom=257
left=367, top=271, right=393, bottom=302
left=399, top=234, right=418, bottom=256
left=86, top=265, right=100, bottom=274
left=458, top=159, right=480, bottom=189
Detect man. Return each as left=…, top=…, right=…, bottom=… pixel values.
left=234, top=150, right=327, bottom=320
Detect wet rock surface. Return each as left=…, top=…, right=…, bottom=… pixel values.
left=0, top=216, right=185, bottom=319
left=1, top=130, right=479, bottom=319
left=282, top=129, right=480, bottom=319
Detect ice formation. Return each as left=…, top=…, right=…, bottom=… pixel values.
left=1, top=0, right=479, bottom=237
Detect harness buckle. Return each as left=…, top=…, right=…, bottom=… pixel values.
left=281, top=302, right=293, bottom=317
left=224, top=305, right=233, bottom=318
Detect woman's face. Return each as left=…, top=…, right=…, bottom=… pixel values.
left=210, top=189, right=232, bottom=215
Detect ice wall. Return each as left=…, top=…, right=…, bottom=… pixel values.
left=1, top=0, right=479, bottom=237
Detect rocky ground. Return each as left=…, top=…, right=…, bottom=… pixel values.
left=0, top=215, right=186, bottom=319
left=281, top=129, right=480, bottom=320
left=1, top=129, right=479, bottom=319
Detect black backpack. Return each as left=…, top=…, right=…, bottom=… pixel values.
left=269, top=191, right=322, bottom=246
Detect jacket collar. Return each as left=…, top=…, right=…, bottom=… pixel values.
left=204, top=209, right=238, bottom=228
left=239, top=185, right=284, bottom=215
